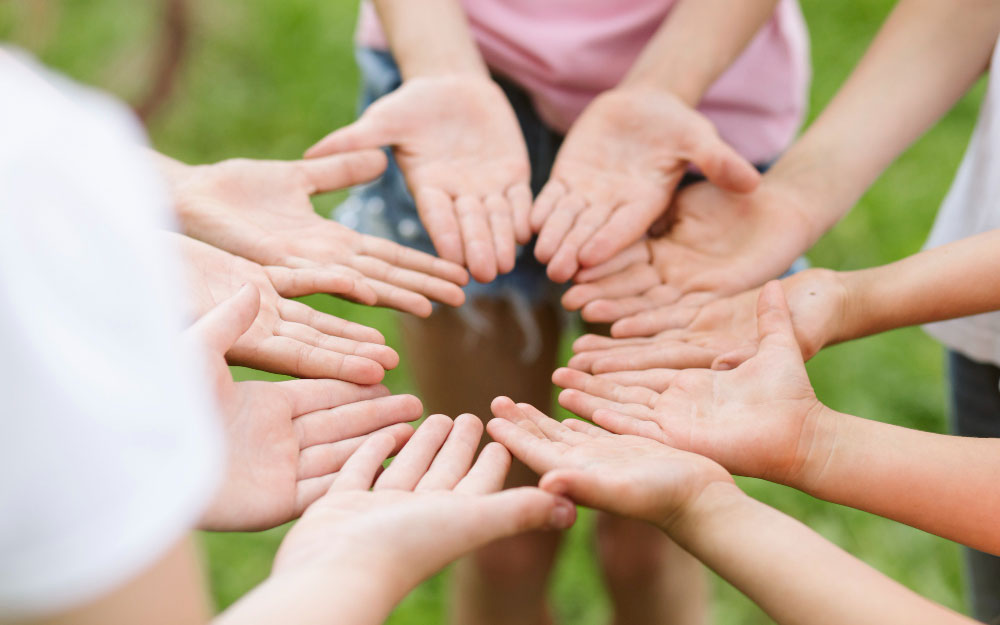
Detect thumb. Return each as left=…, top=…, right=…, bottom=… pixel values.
left=305, top=112, right=393, bottom=159
left=475, top=488, right=577, bottom=538
left=755, top=281, right=800, bottom=354
left=539, top=469, right=617, bottom=514
left=187, top=283, right=260, bottom=356
left=687, top=132, right=761, bottom=194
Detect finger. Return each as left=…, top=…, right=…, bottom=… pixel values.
left=294, top=394, right=423, bottom=448
left=470, top=488, right=578, bottom=537
left=265, top=265, right=378, bottom=305
left=362, top=276, right=435, bottom=318
left=328, top=432, right=398, bottom=491
left=515, top=401, right=581, bottom=443
left=530, top=180, right=566, bottom=233
left=534, top=194, right=584, bottom=265
left=186, top=283, right=260, bottom=355
left=305, top=113, right=391, bottom=158
left=547, top=205, right=609, bottom=283
left=297, top=423, right=413, bottom=481
left=415, top=414, right=485, bottom=491
left=552, top=368, right=658, bottom=407
left=374, top=414, right=454, bottom=491
left=453, top=442, right=512, bottom=494
left=485, top=194, right=517, bottom=275
left=591, top=344, right=717, bottom=373
left=538, top=469, right=624, bottom=517
left=276, top=378, right=390, bottom=415
left=573, top=241, right=651, bottom=284
left=277, top=320, right=399, bottom=370
left=581, top=285, right=682, bottom=325
left=561, top=418, right=612, bottom=437
left=561, top=263, right=661, bottom=312
left=687, top=134, right=761, bottom=193
left=557, top=388, right=655, bottom=421
left=485, top=417, right=562, bottom=475
left=415, top=187, right=464, bottom=266
left=597, top=369, right=679, bottom=393
left=572, top=333, right=652, bottom=353
left=293, top=150, right=388, bottom=191
left=456, top=195, right=497, bottom=282
left=610, top=302, right=702, bottom=338
left=755, top=281, right=801, bottom=353
left=278, top=299, right=385, bottom=344
left=507, top=184, right=533, bottom=244
left=592, top=409, right=667, bottom=442
left=249, top=335, right=385, bottom=383
left=359, top=234, right=469, bottom=288
left=488, top=396, right=545, bottom=437
left=712, top=344, right=758, bottom=371
left=578, top=200, right=664, bottom=268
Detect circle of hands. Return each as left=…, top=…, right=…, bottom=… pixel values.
left=171, top=74, right=843, bottom=587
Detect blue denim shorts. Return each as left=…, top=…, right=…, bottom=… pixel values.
left=336, top=47, right=797, bottom=307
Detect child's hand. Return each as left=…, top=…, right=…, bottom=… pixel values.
left=531, top=88, right=760, bottom=283
left=307, top=76, right=533, bottom=283
left=567, top=269, right=846, bottom=374
left=271, top=413, right=576, bottom=612
left=561, top=180, right=815, bottom=320
left=184, top=285, right=421, bottom=532
left=555, top=282, right=832, bottom=486
left=486, top=397, right=733, bottom=530
left=166, top=153, right=468, bottom=317
left=175, top=233, right=396, bottom=382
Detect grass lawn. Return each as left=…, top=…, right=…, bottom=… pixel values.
left=1, top=1, right=986, bottom=622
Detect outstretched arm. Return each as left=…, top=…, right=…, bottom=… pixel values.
left=487, top=400, right=973, bottom=625
left=555, top=283, right=1000, bottom=555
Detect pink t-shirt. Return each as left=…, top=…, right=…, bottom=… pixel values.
left=356, top=0, right=810, bottom=164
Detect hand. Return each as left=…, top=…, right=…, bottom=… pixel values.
left=554, top=282, right=830, bottom=485
left=567, top=269, right=847, bottom=375
left=271, top=413, right=576, bottom=615
left=531, top=88, right=761, bottom=283
left=307, top=76, right=533, bottom=283
left=185, top=284, right=421, bottom=532
left=486, top=397, right=733, bottom=531
left=174, top=233, right=396, bottom=382
left=561, top=179, right=815, bottom=322
left=166, top=151, right=469, bottom=317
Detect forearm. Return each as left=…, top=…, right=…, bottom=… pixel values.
left=793, top=406, right=1000, bottom=555
left=828, top=229, right=1000, bottom=345
left=766, top=0, right=1000, bottom=239
left=621, top=0, right=778, bottom=105
left=666, top=482, right=973, bottom=625
left=214, top=564, right=403, bottom=625
left=372, top=0, right=487, bottom=79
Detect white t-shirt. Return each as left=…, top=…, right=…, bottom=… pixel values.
left=0, top=51, right=222, bottom=618
left=923, top=37, right=1000, bottom=368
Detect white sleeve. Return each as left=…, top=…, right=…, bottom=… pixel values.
left=0, top=51, right=223, bottom=618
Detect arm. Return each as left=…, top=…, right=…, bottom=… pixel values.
left=621, top=0, right=779, bottom=105
left=563, top=0, right=1000, bottom=317
left=555, top=282, right=1000, bottom=555
left=486, top=399, right=974, bottom=625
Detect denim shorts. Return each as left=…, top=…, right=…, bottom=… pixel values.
left=336, top=47, right=795, bottom=310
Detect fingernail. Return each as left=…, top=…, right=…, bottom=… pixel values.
left=714, top=362, right=733, bottom=371
left=550, top=499, right=575, bottom=529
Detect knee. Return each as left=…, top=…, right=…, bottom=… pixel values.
left=596, top=514, right=676, bottom=585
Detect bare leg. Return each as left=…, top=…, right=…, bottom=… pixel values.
left=400, top=299, right=565, bottom=625
left=596, top=513, right=709, bottom=625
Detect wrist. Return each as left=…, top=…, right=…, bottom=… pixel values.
left=786, top=404, right=847, bottom=494
left=661, top=480, right=747, bottom=539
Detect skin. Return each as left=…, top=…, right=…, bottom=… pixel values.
left=563, top=0, right=1000, bottom=320
left=172, top=232, right=395, bottom=383
left=320, top=1, right=786, bottom=623
left=184, top=284, right=421, bottom=532
left=568, top=228, right=1000, bottom=378
left=485, top=399, right=977, bottom=625
left=554, top=282, right=1000, bottom=555
left=26, top=408, right=576, bottom=625
left=156, top=151, right=469, bottom=317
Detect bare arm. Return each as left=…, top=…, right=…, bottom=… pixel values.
left=622, top=0, right=779, bottom=104
left=371, top=0, right=487, bottom=79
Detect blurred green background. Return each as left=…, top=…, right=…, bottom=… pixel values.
left=0, top=1, right=985, bottom=622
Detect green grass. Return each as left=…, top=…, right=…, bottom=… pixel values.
left=1, top=1, right=984, bottom=622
